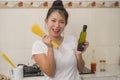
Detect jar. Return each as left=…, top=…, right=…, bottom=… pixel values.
left=91, top=62, right=96, bottom=73
left=99, top=60, right=106, bottom=72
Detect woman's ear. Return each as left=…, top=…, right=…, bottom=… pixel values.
left=45, top=19, right=48, bottom=24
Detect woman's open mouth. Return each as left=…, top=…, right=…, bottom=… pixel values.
left=52, top=28, right=60, bottom=35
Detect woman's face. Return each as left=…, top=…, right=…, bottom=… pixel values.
left=45, top=11, right=66, bottom=37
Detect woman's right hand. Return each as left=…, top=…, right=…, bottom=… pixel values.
left=42, top=35, right=53, bottom=48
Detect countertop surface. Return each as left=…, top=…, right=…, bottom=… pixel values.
left=0, top=64, right=120, bottom=79
left=80, top=64, right=120, bottom=78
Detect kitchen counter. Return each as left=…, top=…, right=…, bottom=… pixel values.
left=80, top=64, right=120, bottom=78
left=0, top=64, right=120, bottom=80
left=23, top=64, right=120, bottom=80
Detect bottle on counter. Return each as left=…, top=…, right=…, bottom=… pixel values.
left=90, top=49, right=97, bottom=73
left=99, top=60, right=106, bottom=72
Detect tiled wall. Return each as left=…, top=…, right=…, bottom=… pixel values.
left=0, top=4, right=120, bottom=70
left=0, top=1, right=120, bottom=8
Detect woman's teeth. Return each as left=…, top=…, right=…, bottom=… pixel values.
left=53, top=29, right=60, bottom=33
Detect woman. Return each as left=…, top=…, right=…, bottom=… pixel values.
left=32, top=0, right=89, bottom=80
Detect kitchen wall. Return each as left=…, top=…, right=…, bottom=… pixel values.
left=0, top=2, right=120, bottom=71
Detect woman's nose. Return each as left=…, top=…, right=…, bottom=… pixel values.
left=55, top=22, right=60, bottom=27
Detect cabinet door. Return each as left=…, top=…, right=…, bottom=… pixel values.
left=83, top=76, right=116, bottom=80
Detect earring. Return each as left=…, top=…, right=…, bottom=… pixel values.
left=61, top=31, right=64, bottom=37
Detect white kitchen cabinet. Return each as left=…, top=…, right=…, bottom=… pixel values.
left=82, top=76, right=116, bottom=80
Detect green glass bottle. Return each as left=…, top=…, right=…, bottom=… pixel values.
left=77, top=25, right=87, bottom=51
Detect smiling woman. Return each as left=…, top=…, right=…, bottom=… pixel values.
left=32, top=0, right=89, bottom=80
left=0, top=0, right=120, bottom=79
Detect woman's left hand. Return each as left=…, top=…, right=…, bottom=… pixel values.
left=76, top=41, right=89, bottom=54
left=82, top=41, right=89, bottom=52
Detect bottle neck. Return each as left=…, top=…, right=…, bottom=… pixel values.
left=91, top=53, right=96, bottom=63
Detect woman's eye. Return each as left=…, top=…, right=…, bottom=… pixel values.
left=52, top=20, right=56, bottom=22
left=61, top=21, right=65, bottom=24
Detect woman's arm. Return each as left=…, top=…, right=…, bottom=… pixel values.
left=33, top=35, right=56, bottom=77
left=75, top=41, right=89, bottom=72
left=75, top=53, right=85, bottom=72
